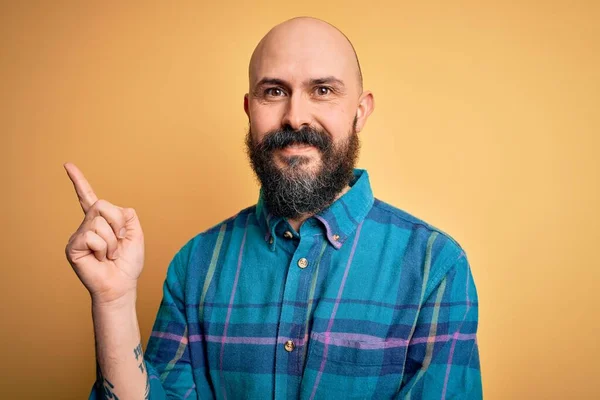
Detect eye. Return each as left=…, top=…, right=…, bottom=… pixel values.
left=315, top=86, right=332, bottom=96
left=265, top=87, right=286, bottom=97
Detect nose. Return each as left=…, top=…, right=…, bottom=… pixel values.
left=281, top=93, right=312, bottom=131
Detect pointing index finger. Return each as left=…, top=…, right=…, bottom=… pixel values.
left=64, top=162, right=99, bottom=213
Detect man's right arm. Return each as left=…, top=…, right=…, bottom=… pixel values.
left=64, top=163, right=158, bottom=399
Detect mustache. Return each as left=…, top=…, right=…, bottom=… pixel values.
left=258, top=126, right=332, bottom=153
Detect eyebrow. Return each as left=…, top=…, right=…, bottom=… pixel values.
left=254, top=76, right=346, bottom=89
left=255, top=77, right=288, bottom=88
left=309, top=76, right=345, bottom=88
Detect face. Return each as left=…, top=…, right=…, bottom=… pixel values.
left=246, top=75, right=358, bottom=173
left=244, top=19, right=374, bottom=218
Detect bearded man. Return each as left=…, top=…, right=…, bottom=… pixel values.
left=65, top=16, right=482, bottom=400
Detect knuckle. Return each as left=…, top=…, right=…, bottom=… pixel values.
left=66, top=232, right=76, bottom=247
left=94, top=199, right=108, bottom=209
left=91, top=215, right=106, bottom=228
left=83, top=230, right=101, bottom=245
left=95, top=239, right=107, bottom=250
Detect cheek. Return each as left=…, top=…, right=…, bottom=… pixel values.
left=250, top=102, right=284, bottom=137
left=317, top=109, right=355, bottom=142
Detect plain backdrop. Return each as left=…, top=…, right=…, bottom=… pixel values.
left=1, top=1, right=599, bottom=399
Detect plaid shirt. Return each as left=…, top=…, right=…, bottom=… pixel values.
left=91, top=169, right=481, bottom=399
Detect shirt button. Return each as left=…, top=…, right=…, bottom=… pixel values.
left=283, top=231, right=293, bottom=239
left=297, top=258, right=309, bottom=269
left=332, top=234, right=340, bottom=241
left=284, top=340, right=295, bottom=352
left=269, top=237, right=274, bottom=244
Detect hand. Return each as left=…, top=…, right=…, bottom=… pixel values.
left=64, top=163, right=145, bottom=305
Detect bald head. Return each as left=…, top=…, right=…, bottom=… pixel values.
left=249, top=17, right=363, bottom=94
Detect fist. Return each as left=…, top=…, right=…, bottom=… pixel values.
left=64, top=163, right=145, bottom=305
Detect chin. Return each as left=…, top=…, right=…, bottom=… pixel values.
left=277, top=155, right=322, bottom=172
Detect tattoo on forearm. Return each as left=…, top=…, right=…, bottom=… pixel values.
left=134, top=343, right=143, bottom=360
left=93, top=342, right=147, bottom=400
left=134, top=342, right=145, bottom=373
left=102, top=378, right=119, bottom=400
left=134, top=341, right=150, bottom=399
left=96, top=362, right=120, bottom=400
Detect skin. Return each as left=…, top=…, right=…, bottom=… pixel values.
left=64, top=162, right=148, bottom=399
left=64, top=17, right=373, bottom=399
left=244, top=17, right=374, bottom=230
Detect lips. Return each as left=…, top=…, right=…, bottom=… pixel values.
left=279, top=144, right=317, bottom=154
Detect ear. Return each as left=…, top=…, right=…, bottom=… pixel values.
left=354, top=91, right=375, bottom=133
left=244, top=94, right=250, bottom=119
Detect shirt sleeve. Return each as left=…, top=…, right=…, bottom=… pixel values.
left=396, top=250, right=482, bottom=400
left=89, top=241, right=198, bottom=400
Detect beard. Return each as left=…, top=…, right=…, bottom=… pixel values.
left=245, top=118, right=360, bottom=219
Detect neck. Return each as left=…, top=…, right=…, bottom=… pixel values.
left=286, top=184, right=351, bottom=232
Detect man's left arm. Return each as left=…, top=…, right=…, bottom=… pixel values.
left=397, top=251, right=482, bottom=400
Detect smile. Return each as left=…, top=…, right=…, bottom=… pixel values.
left=278, top=144, right=318, bottom=155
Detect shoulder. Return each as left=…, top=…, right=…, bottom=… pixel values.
left=368, top=198, right=468, bottom=291
left=370, top=198, right=464, bottom=248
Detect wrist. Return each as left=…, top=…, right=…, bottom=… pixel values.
left=91, top=289, right=137, bottom=311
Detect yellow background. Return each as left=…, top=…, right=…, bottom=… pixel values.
left=1, top=1, right=598, bottom=398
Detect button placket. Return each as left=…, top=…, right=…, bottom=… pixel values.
left=274, top=219, right=321, bottom=395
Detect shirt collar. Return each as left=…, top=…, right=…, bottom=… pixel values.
left=255, top=169, right=374, bottom=250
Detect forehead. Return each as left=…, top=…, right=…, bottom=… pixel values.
left=250, top=28, right=356, bottom=88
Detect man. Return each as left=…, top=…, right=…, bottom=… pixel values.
left=65, top=17, right=481, bottom=400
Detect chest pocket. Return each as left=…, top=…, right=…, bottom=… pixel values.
left=301, top=332, right=406, bottom=399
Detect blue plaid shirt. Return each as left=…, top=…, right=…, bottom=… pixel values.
left=91, top=169, right=481, bottom=399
